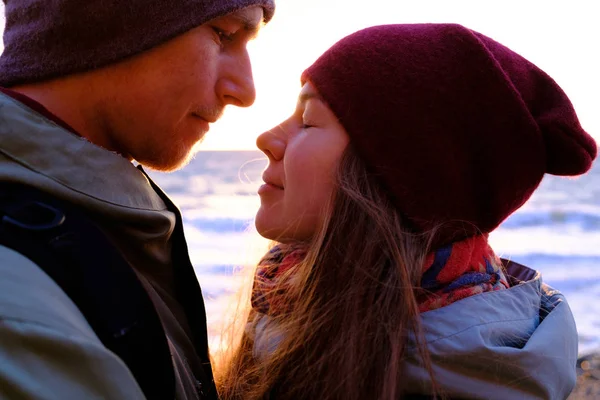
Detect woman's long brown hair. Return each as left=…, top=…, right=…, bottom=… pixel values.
left=215, top=146, right=439, bottom=399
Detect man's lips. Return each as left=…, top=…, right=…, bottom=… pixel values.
left=192, top=106, right=223, bottom=124
left=191, top=114, right=213, bottom=132
left=193, top=114, right=217, bottom=124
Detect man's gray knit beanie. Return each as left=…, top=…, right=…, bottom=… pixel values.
left=0, top=0, right=276, bottom=87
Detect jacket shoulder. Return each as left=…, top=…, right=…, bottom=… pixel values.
left=409, top=272, right=578, bottom=399
left=0, top=244, right=147, bottom=398
left=0, top=244, right=96, bottom=338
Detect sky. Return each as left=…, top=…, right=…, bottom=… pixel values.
left=1, top=0, right=598, bottom=150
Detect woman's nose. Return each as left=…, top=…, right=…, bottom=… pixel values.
left=256, top=127, right=286, bottom=161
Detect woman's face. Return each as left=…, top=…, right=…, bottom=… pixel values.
left=255, top=82, right=349, bottom=242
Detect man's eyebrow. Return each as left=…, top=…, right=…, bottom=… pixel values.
left=229, top=11, right=264, bottom=39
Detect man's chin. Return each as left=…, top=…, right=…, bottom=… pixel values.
left=135, top=146, right=198, bottom=172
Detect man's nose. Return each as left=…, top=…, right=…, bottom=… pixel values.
left=217, top=50, right=256, bottom=108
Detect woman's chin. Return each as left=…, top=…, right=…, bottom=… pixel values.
left=254, top=212, right=276, bottom=241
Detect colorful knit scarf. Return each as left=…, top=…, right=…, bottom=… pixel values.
left=417, top=234, right=509, bottom=312
left=251, top=244, right=306, bottom=316
left=251, top=235, right=509, bottom=316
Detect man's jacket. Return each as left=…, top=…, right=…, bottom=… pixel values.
left=0, top=91, right=215, bottom=399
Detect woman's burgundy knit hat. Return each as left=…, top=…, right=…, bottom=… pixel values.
left=302, top=24, right=597, bottom=247
left=0, top=0, right=275, bottom=87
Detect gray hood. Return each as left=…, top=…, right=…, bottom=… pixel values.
left=251, top=261, right=577, bottom=399
left=405, top=262, right=578, bottom=399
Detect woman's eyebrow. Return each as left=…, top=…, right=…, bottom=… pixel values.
left=298, top=92, right=320, bottom=105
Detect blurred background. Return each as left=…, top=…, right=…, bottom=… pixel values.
left=2, top=0, right=598, bottom=355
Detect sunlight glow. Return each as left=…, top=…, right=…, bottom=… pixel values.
left=1, top=0, right=598, bottom=150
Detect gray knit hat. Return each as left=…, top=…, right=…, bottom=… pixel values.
left=0, top=0, right=276, bottom=87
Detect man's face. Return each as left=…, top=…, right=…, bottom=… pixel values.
left=99, top=6, right=264, bottom=171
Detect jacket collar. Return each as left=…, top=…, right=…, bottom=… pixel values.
left=0, top=91, right=166, bottom=211
left=502, top=258, right=538, bottom=284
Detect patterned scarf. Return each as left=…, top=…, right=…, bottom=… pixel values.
left=417, top=234, right=509, bottom=312
left=251, top=244, right=307, bottom=316
left=251, top=235, right=509, bottom=316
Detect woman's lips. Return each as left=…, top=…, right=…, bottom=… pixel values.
left=258, top=182, right=284, bottom=194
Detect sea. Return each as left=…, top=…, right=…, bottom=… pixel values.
left=148, top=150, right=600, bottom=356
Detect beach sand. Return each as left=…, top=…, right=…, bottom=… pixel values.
left=568, top=354, right=600, bottom=399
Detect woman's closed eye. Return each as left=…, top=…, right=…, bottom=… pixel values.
left=301, top=117, right=317, bottom=129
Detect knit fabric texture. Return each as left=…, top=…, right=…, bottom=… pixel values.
left=251, top=236, right=508, bottom=316
left=0, top=0, right=276, bottom=86
left=252, top=245, right=306, bottom=316
left=417, top=234, right=508, bottom=312
left=302, top=24, right=597, bottom=248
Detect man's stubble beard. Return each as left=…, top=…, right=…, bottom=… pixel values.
left=140, top=133, right=205, bottom=172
